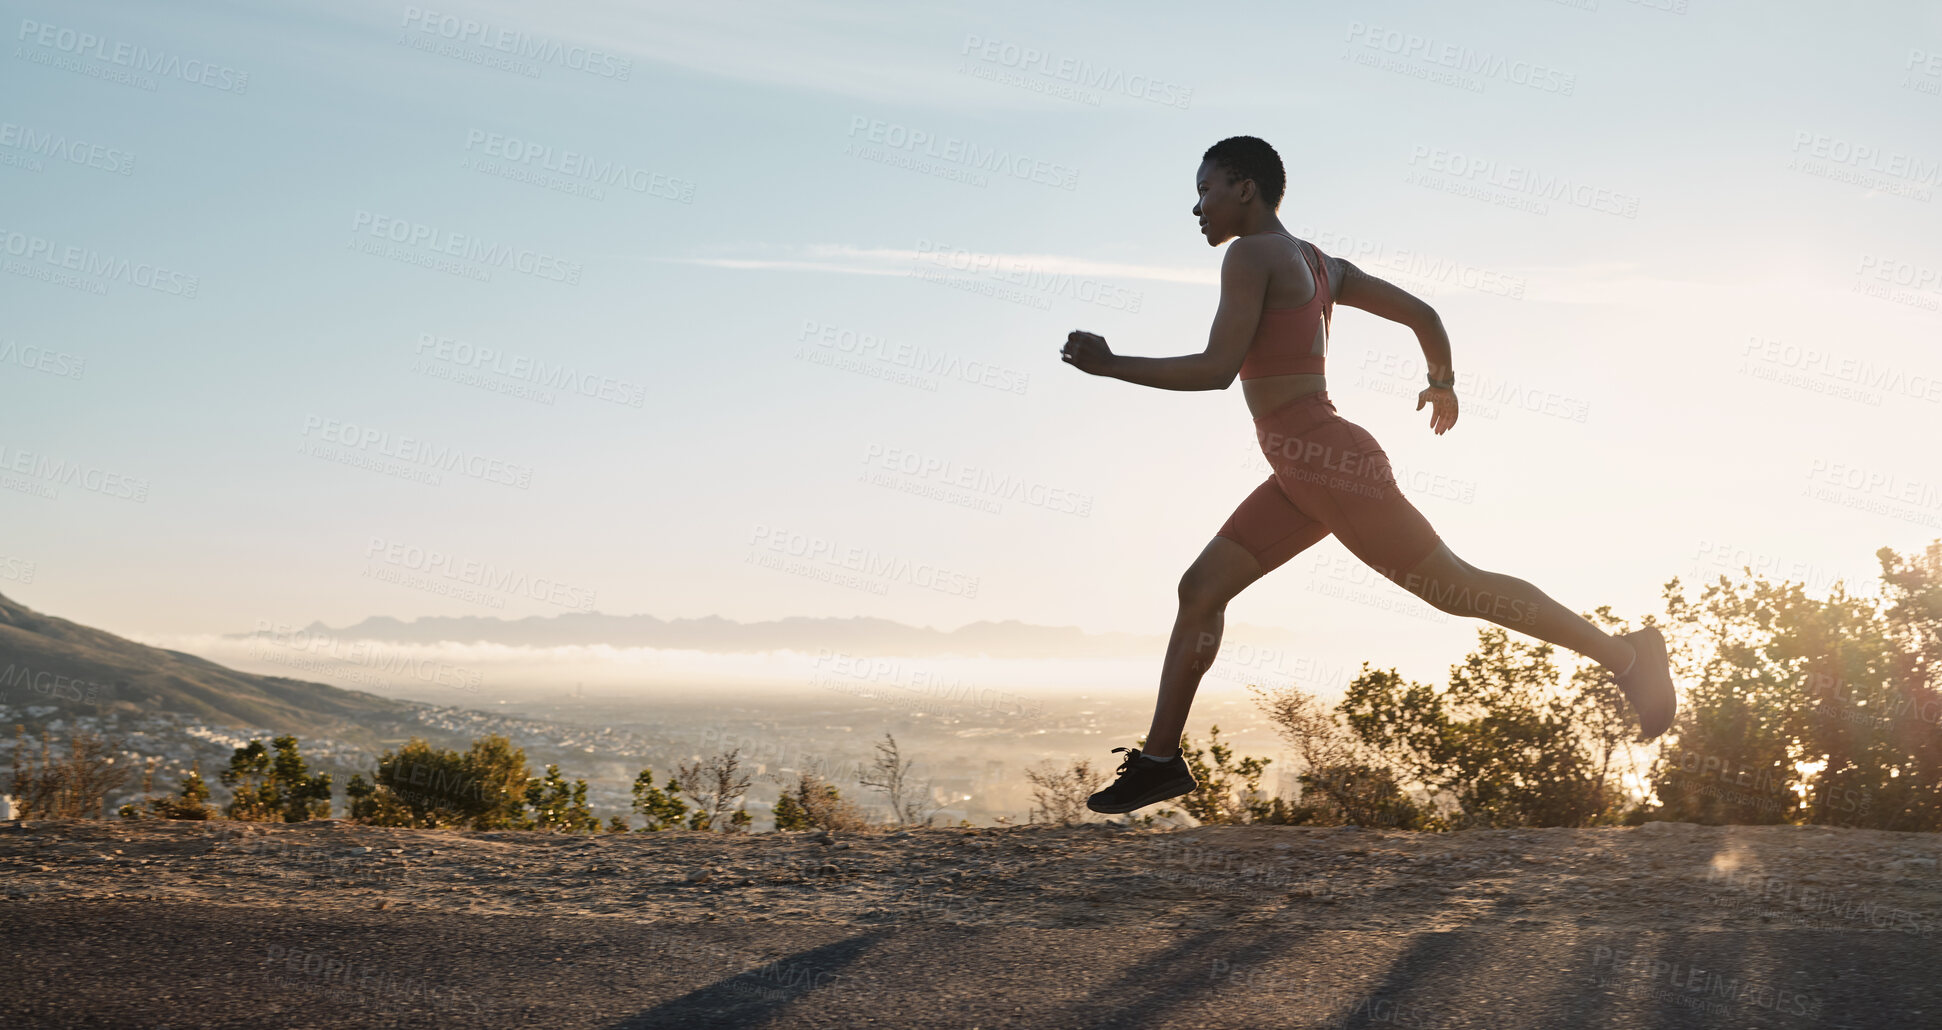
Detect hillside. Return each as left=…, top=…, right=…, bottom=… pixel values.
left=0, top=591, right=417, bottom=747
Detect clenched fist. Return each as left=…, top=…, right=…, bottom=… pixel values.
left=1061, top=330, right=1114, bottom=376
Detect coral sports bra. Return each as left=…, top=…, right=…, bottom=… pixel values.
left=1236, top=232, right=1333, bottom=380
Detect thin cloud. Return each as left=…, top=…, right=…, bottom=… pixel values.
left=649, top=243, right=1217, bottom=286
left=632, top=246, right=1815, bottom=309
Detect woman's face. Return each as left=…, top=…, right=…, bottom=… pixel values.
left=1192, top=158, right=1251, bottom=246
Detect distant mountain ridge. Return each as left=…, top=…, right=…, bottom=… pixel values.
left=0, top=591, right=418, bottom=745
left=244, top=612, right=1202, bottom=659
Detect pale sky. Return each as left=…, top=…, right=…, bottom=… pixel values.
left=4, top=0, right=1940, bottom=702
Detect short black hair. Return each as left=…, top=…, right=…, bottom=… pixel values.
left=1202, top=136, right=1285, bottom=209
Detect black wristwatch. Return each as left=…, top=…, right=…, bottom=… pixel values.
left=1427, top=374, right=1455, bottom=390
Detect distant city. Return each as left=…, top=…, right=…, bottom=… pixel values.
left=1, top=684, right=1302, bottom=828
left=1, top=590, right=1321, bottom=826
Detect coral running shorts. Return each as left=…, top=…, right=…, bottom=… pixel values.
left=1216, top=391, right=1442, bottom=583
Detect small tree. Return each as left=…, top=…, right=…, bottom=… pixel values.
left=119, top=760, right=215, bottom=821
left=220, top=736, right=333, bottom=822
left=458, top=734, right=536, bottom=830
left=771, top=772, right=869, bottom=833
left=1252, top=683, right=1431, bottom=829
left=9, top=726, right=130, bottom=819
left=348, top=735, right=532, bottom=829
left=221, top=739, right=277, bottom=820
left=344, top=771, right=413, bottom=825
left=165, top=765, right=215, bottom=820
left=675, top=748, right=753, bottom=832
left=1340, top=629, right=1623, bottom=829
left=1288, top=762, right=1430, bottom=829
left=631, top=767, right=690, bottom=831
left=772, top=786, right=809, bottom=830
left=1024, top=757, right=1105, bottom=826
left=858, top=733, right=941, bottom=827
left=525, top=764, right=599, bottom=832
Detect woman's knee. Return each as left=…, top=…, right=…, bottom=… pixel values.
left=1178, top=539, right=1256, bottom=611
left=1177, top=565, right=1230, bottom=611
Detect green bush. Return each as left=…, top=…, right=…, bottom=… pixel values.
left=347, top=734, right=532, bottom=829
left=220, top=736, right=331, bottom=822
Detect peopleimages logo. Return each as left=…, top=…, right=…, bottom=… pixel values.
left=0, top=555, right=35, bottom=584
left=413, top=334, right=646, bottom=408
left=0, top=443, right=149, bottom=501
left=364, top=538, right=597, bottom=612
left=846, top=117, right=1080, bottom=191
left=0, top=339, right=86, bottom=379
left=1806, top=457, right=1942, bottom=507
left=248, top=620, right=485, bottom=692
left=958, top=35, right=1193, bottom=109
left=1406, top=144, right=1639, bottom=217
left=1739, top=334, right=1941, bottom=405
left=1296, top=223, right=1526, bottom=300
left=1856, top=253, right=1942, bottom=295
left=0, top=663, right=111, bottom=705
left=1790, top=130, right=1942, bottom=187
left=349, top=210, right=582, bottom=285
left=797, top=319, right=1030, bottom=395
left=860, top=442, right=1093, bottom=516
left=461, top=130, right=693, bottom=201
left=299, top=414, right=534, bottom=489
left=747, top=523, right=980, bottom=599
left=399, top=7, right=630, bottom=80
left=808, top=649, right=1045, bottom=719
left=912, top=239, right=1143, bottom=312
left=0, top=121, right=136, bottom=175
left=15, top=18, right=250, bottom=92
left=1343, top=21, right=1576, bottom=95
left=0, top=226, right=199, bottom=297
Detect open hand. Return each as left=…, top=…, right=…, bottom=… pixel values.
left=1061, top=330, right=1114, bottom=376
left=1416, top=386, right=1458, bottom=435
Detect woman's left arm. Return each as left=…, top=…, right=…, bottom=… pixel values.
left=1061, top=238, right=1271, bottom=391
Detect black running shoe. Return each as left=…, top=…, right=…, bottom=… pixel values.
left=1614, top=626, right=1678, bottom=741
left=1086, top=746, right=1198, bottom=814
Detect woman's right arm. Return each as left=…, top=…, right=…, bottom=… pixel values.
left=1333, top=258, right=1453, bottom=384
left=1334, top=258, right=1459, bottom=434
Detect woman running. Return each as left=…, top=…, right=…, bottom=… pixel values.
left=1061, top=136, right=1678, bottom=814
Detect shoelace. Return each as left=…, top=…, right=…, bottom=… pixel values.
left=1108, top=745, right=1143, bottom=778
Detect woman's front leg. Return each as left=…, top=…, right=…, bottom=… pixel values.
left=1141, top=536, right=1265, bottom=759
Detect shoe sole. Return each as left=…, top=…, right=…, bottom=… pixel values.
left=1618, top=626, right=1677, bottom=741
left=1085, top=774, right=1197, bottom=814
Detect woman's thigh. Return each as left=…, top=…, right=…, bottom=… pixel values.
left=1213, top=474, right=1333, bottom=578
left=1265, top=417, right=1442, bottom=586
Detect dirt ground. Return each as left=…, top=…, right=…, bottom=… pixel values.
left=4, top=818, right=1939, bottom=936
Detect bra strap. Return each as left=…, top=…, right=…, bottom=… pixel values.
left=1265, top=231, right=1332, bottom=322
left=1299, top=240, right=1332, bottom=325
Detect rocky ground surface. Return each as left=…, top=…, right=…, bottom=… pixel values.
left=6, top=820, right=1941, bottom=1028
left=4, top=818, right=1939, bottom=935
